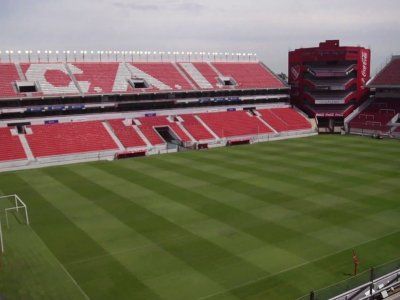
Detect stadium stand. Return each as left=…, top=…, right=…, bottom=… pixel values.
left=179, top=114, right=215, bottom=141
left=130, top=63, right=193, bottom=91
left=0, top=61, right=287, bottom=98
left=212, top=62, right=285, bottom=89
left=348, top=99, right=400, bottom=132
left=182, top=63, right=218, bottom=89
left=20, top=63, right=80, bottom=95
left=258, top=108, right=312, bottom=132
left=0, top=63, right=21, bottom=98
left=368, top=55, right=400, bottom=86
left=135, top=115, right=191, bottom=144
left=0, top=127, right=27, bottom=162
left=0, top=56, right=317, bottom=170
left=0, top=105, right=315, bottom=170
left=197, top=110, right=272, bottom=138
left=26, top=121, right=118, bottom=157
left=348, top=56, right=400, bottom=135
left=70, top=62, right=121, bottom=94
left=108, top=119, right=147, bottom=148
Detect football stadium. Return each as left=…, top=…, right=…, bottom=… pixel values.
left=1, top=2, right=400, bottom=300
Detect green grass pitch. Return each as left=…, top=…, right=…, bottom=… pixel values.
left=0, top=135, right=399, bottom=299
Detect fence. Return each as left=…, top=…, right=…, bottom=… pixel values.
left=297, top=257, right=400, bottom=300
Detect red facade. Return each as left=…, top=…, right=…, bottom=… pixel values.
left=289, top=40, right=370, bottom=118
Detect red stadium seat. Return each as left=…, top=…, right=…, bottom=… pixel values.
left=212, top=63, right=285, bottom=89
left=258, top=108, right=312, bottom=132
left=197, top=110, right=272, bottom=138
left=108, top=119, right=147, bottom=148
left=0, top=64, right=22, bottom=98
left=26, top=121, right=118, bottom=157
left=0, top=127, right=27, bottom=162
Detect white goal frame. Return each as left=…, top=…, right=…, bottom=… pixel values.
left=0, top=194, right=30, bottom=253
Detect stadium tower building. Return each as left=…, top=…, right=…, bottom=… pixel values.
left=347, top=55, right=400, bottom=137
left=289, top=40, right=371, bottom=133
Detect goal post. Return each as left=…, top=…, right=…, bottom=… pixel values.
left=0, top=218, right=4, bottom=253
left=0, top=194, right=30, bottom=253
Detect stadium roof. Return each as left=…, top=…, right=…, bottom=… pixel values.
left=368, top=55, right=400, bottom=88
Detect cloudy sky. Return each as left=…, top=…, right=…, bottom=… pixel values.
left=1, top=0, right=399, bottom=74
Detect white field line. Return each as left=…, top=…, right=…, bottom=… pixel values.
left=29, top=228, right=90, bottom=300
left=198, top=228, right=400, bottom=300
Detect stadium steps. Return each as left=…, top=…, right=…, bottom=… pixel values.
left=172, top=63, right=198, bottom=90
left=176, top=121, right=197, bottom=142
left=65, top=63, right=84, bottom=95
left=126, top=63, right=172, bottom=90
left=256, top=115, right=278, bottom=134
left=207, top=62, right=224, bottom=78
left=133, top=125, right=153, bottom=147
left=102, top=121, right=126, bottom=151
left=15, top=62, right=36, bottom=98
left=194, top=115, right=220, bottom=139
left=14, top=62, right=26, bottom=81
left=18, top=134, right=35, bottom=161
left=0, top=127, right=28, bottom=162
left=345, top=97, right=375, bottom=125
left=179, top=63, right=213, bottom=89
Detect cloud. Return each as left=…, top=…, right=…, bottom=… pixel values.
left=113, top=0, right=205, bottom=13
left=113, top=2, right=160, bottom=11
left=0, top=0, right=399, bottom=73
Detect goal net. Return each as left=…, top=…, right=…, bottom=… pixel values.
left=0, top=194, right=30, bottom=253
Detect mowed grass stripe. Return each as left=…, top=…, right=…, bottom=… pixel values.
left=1, top=135, right=399, bottom=300
left=183, top=147, right=399, bottom=223
left=75, top=164, right=305, bottom=297
left=204, top=230, right=400, bottom=300
left=139, top=155, right=377, bottom=243
left=149, top=155, right=386, bottom=238
left=0, top=173, right=161, bottom=300
left=174, top=147, right=399, bottom=244
left=234, top=137, right=400, bottom=178
left=114, top=159, right=338, bottom=262
left=23, top=170, right=226, bottom=300
left=43, top=166, right=278, bottom=295
left=91, top=162, right=316, bottom=274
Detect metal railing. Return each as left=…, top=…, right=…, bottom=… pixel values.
left=297, top=257, right=400, bottom=300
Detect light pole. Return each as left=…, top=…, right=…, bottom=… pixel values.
left=37, top=50, right=41, bottom=62
left=6, top=50, right=13, bottom=62
left=55, top=51, right=59, bottom=62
